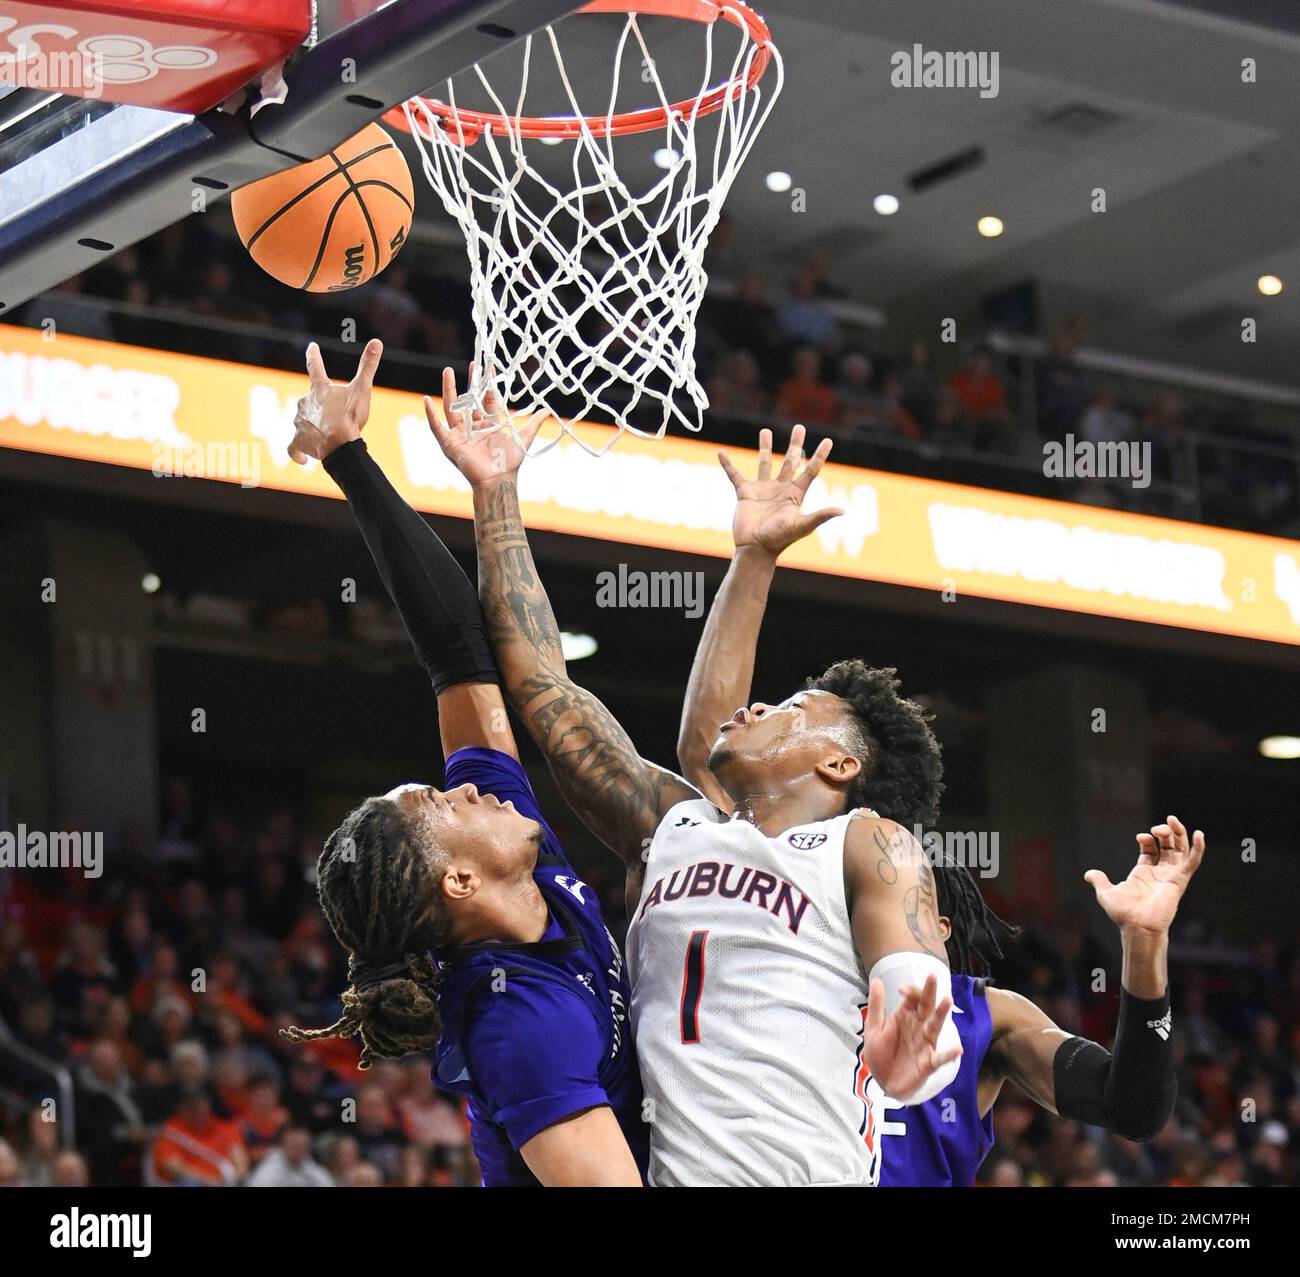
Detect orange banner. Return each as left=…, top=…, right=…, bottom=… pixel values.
left=2, top=324, right=1299, bottom=645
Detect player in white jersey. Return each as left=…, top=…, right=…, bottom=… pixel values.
left=678, top=427, right=1194, bottom=1186
left=428, top=386, right=962, bottom=1186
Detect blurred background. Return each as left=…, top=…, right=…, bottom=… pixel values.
left=2, top=0, right=1299, bottom=1188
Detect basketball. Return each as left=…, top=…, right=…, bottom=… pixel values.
left=230, top=122, right=414, bottom=293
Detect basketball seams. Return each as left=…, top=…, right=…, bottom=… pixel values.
left=328, top=149, right=382, bottom=274
left=301, top=188, right=365, bottom=291
left=243, top=140, right=402, bottom=250
left=350, top=179, right=414, bottom=214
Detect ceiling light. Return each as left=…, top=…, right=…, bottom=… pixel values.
left=141, top=572, right=161, bottom=594
left=765, top=170, right=792, bottom=193
left=977, top=215, right=1004, bottom=238
left=1259, top=735, right=1300, bottom=759
left=653, top=147, right=680, bottom=170
left=561, top=631, right=598, bottom=661
left=1258, top=274, right=1283, bottom=296
left=873, top=193, right=900, bottom=215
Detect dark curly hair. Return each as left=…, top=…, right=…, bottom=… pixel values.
left=807, top=659, right=1018, bottom=976
left=805, top=659, right=944, bottom=827
left=282, top=796, right=450, bottom=1068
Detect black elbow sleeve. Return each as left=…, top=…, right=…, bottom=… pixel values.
left=1053, top=990, right=1177, bottom=1142
left=323, top=439, right=500, bottom=693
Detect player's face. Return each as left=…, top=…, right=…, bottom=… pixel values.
left=707, top=689, right=860, bottom=785
left=384, top=783, right=542, bottom=878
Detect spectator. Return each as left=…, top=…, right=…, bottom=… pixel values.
left=707, top=349, right=770, bottom=418
left=397, top=1064, right=469, bottom=1162
left=52, top=1150, right=91, bottom=1188
left=1078, top=387, right=1135, bottom=448
left=352, top=1084, right=408, bottom=1183
left=76, top=1040, right=147, bottom=1187
left=948, top=344, right=1013, bottom=450
left=129, top=941, right=190, bottom=1017
left=776, top=262, right=841, bottom=349
left=1036, top=326, right=1093, bottom=437
left=240, top=1075, right=290, bottom=1161
left=776, top=347, right=838, bottom=427
left=19, top=1108, right=61, bottom=1187
left=321, top=1133, right=363, bottom=1185
left=246, top=1128, right=333, bottom=1188
left=984, top=1157, right=1025, bottom=1187
left=151, top=1088, right=249, bottom=1186
left=0, top=1139, right=20, bottom=1188
left=898, top=339, right=939, bottom=428
left=282, top=1051, right=343, bottom=1134
left=344, top=1162, right=384, bottom=1187
left=702, top=271, right=781, bottom=375
left=835, top=352, right=886, bottom=432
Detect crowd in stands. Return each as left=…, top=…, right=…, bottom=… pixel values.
left=1, top=785, right=1297, bottom=1188
left=10, top=214, right=1299, bottom=540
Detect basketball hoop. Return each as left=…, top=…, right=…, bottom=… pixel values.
left=384, top=0, right=783, bottom=454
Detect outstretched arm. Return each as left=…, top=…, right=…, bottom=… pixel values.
left=426, top=373, right=699, bottom=868
left=981, top=815, right=1202, bottom=1139
left=289, top=341, right=516, bottom=761
left=678, top=427, right=841, bottom=810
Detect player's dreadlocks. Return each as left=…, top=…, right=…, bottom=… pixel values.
left=806, top=658, right=1018, bottom=976
left=282, top=796, right=449, bottom=1067
left=932, top=859, right=1020, bottom=977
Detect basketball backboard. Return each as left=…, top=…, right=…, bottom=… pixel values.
left=0, top=0, right=584, bottom=316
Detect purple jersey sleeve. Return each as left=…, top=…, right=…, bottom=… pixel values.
left=463, top=978, right=611, bottom=1151
left=444, top=746, right=569, bottom=868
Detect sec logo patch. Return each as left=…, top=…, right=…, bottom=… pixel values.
left=788, top=830, right=827, bottom=850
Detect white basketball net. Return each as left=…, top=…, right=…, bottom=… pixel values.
left=402, top=6, right=783, bottom=455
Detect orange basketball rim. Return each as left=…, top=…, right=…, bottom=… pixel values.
left=383, top=0, right=778, bottom=146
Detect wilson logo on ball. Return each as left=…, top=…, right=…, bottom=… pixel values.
left=230, top=122, right=414, bottom=293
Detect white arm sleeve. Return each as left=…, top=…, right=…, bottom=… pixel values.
left=869, top=951, right=962, bottom=1105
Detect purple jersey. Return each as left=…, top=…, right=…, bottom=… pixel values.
left=877, top=974, right=995, bottom=1187
left=431, top=748, right=647, bottom=1186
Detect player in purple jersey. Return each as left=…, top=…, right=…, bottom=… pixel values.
left=278, top=342, right=644, bottom=1187
left=875, top=817, right=1201, bottom=1186
left=678, top=427, right=1192, bottom=1186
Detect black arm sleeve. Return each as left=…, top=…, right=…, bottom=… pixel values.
left=322, top=439, right=499, bottom=693
left=1053, top=989, right=1177, bottom=1141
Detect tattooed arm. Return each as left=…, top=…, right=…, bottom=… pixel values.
left=425, top=371, right=700, bottom=873
left=844, top=813, right=964, bottom=1103
left=843, top=815, right=949, bottom=969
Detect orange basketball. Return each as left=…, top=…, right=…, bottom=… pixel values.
left=230, top=122, right=414, bottom=293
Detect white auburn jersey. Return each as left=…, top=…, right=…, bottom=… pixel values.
left=625, top=798, right=881, bottom=1186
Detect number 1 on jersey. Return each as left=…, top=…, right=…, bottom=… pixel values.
left=679, top=929, right=709, bottom=1044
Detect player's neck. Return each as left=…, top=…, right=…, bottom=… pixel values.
left=728, top=786, right=843, bottom=838
left=454, top=878, right=549, bottom=946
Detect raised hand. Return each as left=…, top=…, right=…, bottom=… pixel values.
left=289, top=339, right=383, bottom=465
left=718, top=425, right=842, bottom=559
left=1085, top=815, right=1206, bottom=936
left=864, top=971, right=963, bottom=1102
left=425, top=367, right=541, bottom=486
